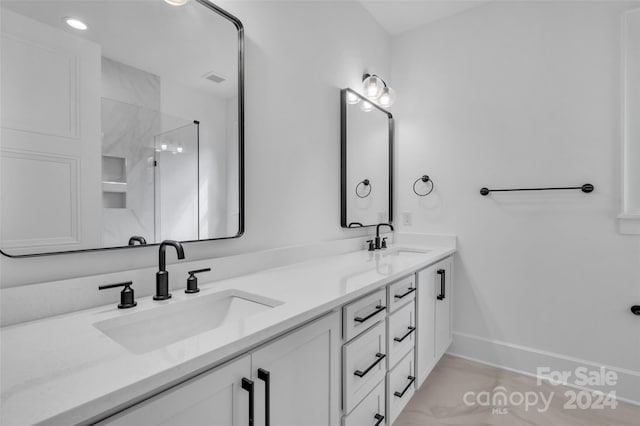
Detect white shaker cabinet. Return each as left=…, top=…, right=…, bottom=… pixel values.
left=99, top=312, right=341, bottom=426
left=251, top=311, right=341, bottom=426
left=416, top=256, right=454, bottom=388
left=98, top=355, right=252, bottom=426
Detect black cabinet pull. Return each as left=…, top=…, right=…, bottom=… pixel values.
left=257, top=368, right=270, bottom=426
left=394, top=375, right=416, bottom=398
left=394, top=287, right=416, bottom=299
left=437, top=269, right=446, bottom=300
left=354, top=353, right=386, bottom=377
left=631, top=305, right=640, bottom=316
left=354, top=305, right=386, bottom=323
left=241, top=378, right=254, bottom=426
left=373, top=414, right=385, bottom=426
left=393, top=326, right=416, bottom=343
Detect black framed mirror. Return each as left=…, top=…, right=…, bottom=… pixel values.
left=0, top=0, right=244, bottom=257
left=340, top=88, right=393, bottom=228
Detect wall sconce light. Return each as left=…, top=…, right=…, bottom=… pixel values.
left=361, top=73, right=396, bottom=107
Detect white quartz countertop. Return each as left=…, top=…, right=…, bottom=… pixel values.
left=0, top=244, right=455, bottom=425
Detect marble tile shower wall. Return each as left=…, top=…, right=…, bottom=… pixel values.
left=101, top=58, right=160, bottom=247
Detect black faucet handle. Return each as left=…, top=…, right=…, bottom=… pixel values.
left=366, top=240, right=375, bottom=251
left=381, top=237, right=388, bottom=249
left=188, top=268, right=212, bottom=275
left=99, top=281, right=137, bottom=309
left=186, top=268, right=212, bottom=294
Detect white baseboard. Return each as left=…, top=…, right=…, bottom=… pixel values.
left=448, top=331, right=640, bottom=406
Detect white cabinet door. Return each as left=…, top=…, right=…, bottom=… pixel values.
left=416, top=266, right=436, bottom=388
left=435, top=257, right=453, bottom=359
left=416, top=256, right=454, bottom=387
left=1, top=9, right=102, bottom=254
left=98, top=355, right=251, bottom=426
left=251, top=312, right=341, bottom=426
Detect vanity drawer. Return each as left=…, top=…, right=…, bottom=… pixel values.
left=342, top=379, right=386, bottom=426
left=387, top=275, right=416, bottom=312
left=387, top=300, right=415, bottom=369
left=386, top=349, right=416, bottom=425
left=343, top=288, right=387, bottom=341
left=343, top=321, right=387, bottom=414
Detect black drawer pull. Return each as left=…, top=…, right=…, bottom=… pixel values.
left=354, top=305, right=386, bottom=323
left=373, top=414, right=385, bottom=426
left=394, top=375, right=416, bottom=398
left=257, top=368, right=270, bottom=426
left=354, top=353, right=386, bottom=377
left=437, top=269, right=446, bottom=300
left=393, top=326, right=416, bottom=343
left=394, top=287, right=416, bottom=299
left=241, top=377, right=254, bottom=426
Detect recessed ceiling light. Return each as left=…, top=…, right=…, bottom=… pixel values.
left=164, top=0, right=189, bottom=6
left=64, top=17, right=88, bottom=31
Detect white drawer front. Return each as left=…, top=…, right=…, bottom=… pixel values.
left=387, top=275, right=416, bottom=312
left=387, top=300, right=415, bottom=369
left=342, top=379, right=386, bottom=426
left=343, top=321, right=387, bottom=413
left=343, top=289, right=387, bottom=341
left=386, top=349, right=416, bottom=425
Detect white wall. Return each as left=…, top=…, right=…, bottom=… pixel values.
left=0, top=0, right=390, bottom=286
left=392, top=0, right=640, bottom=398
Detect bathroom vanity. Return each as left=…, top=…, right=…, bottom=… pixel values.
left=0, top=243, right=455, bottom=425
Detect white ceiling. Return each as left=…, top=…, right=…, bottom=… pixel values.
left=1, top=1, right=239, bottom=98
left=359, top=0, right=491, bottom=35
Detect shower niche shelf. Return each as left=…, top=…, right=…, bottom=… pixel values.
left=102, top=155, right=127, bottom=209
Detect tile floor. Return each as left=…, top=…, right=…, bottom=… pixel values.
left=394, top=355, right=640, bottom=426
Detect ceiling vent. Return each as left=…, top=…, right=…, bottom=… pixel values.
left=203, top=71, right=226, bottom=84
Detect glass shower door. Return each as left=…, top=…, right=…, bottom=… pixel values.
left=154, top=121, right=199, bottom=242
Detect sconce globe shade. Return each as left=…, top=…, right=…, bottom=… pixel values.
left=346, top=91, right=360, bottom=105
left=378, top=87, right=396, bottom=107
left=360, top=100, right=374, bottom=112
left=362, top=75, right=384, bottom=99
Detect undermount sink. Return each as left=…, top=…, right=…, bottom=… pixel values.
left=382, top=248, right=431, bottom=257
left=94, top=290, right=283, bottom=354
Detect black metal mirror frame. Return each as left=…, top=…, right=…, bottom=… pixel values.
left=1, top=0, right=244, bottom=258
left=340, top=88, right=394, bottom=228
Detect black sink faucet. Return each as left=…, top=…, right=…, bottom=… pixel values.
left=154, top=240, right=185, bottom=301
left=375, top=223, right=394, bottom=250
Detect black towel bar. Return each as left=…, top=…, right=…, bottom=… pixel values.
left=480, top=183, right=594, bottom=196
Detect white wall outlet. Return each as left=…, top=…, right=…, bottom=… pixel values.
left=402, top=212, right=412, bottom=226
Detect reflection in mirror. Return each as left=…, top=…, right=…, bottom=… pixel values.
left=0, top=0, right=243, bottom=256
left=341, top=88, right=393, bottom=228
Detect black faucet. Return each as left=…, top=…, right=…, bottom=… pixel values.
left=374, top=223, right=394, bottom=250
left=154, top=240, right=185, bottom=301
left=128, top=235, right=147, bottom=246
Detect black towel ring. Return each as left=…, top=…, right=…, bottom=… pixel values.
left=356, top=179, right=372, bottom=198
left=413, top=175, right=434, bottom=196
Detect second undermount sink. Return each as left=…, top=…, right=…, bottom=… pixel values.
left=94, top=290, right=283, bottom=354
